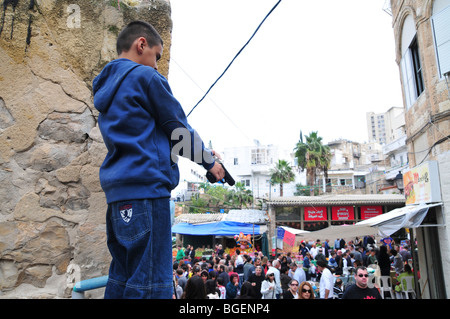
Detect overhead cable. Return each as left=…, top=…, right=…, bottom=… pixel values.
left=186, top=0, right=282, bottom=117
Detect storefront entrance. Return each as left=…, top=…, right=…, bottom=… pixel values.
left=416, top=206, right=447, bottom=299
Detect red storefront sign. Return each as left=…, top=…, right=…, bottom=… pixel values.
left=332, top=206, right=354, bottom=220
left=304, top=207, right=327, bottom=221
left=361, top=206, right=382, bottom=220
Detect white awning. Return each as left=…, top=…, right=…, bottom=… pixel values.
left=294, top=224, right=380, bottom=242
left=280, top=225, right=310, bottom=235
left=277, top=203, right=443, bottom=242
left=355, top=203, right=443, bottom=237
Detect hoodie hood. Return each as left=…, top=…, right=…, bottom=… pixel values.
left=93, top=59, right=141, bottom=113
left=266, top=268, right=275, bottom=277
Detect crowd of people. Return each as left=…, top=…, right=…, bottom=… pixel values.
left=172, top=236, right=415, bottom=299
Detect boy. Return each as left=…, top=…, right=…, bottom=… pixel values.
left=93, top=21, right=224, bottom=298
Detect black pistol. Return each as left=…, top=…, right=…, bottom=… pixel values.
left=206, top=157, right=235, bottom=186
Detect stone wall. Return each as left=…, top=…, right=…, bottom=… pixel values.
left=0, top=0, right=172, bottom=298
left=390, top=0, right=450, bottom=167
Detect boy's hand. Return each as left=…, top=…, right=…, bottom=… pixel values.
left=211, top=150, right=222, bottom=160
left=208, top=161, right=225, bottom=182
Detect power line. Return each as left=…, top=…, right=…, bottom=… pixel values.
left=170, top=57, right=252, bottom=143
left=186, top=0, right=283, bottom=117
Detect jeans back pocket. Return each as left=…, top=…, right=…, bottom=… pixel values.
left=110, top=200, right=151, bottom=241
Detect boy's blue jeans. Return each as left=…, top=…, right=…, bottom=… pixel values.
left=104, top=198, right=173, bottom=299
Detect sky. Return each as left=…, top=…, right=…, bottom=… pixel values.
left=167, top=0, right=404, bottom=153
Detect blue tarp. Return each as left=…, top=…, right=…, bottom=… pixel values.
left=172, top=221, right=261, bottom=236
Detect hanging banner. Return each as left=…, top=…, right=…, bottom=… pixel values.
left=403, top=161, right=442, bottom=205
left=304, top=206, right=327, bottom=221
left=361, top=206, right=383, bottom=220
left=271, top=236, right=277, bottom=255
left=332, top=206, right=354, bottom=220
left=277, top=227, right=285, bottom=240
left=283, top=230, right=296, bottom=246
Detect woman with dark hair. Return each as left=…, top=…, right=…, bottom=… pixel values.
left=181, top=275, right=206, bottom=299
left=200, top=270, right=209, bottom=283
left=298, top=281, right=315, bottom=299
left=378, top=245, right=391, bottom=276
left=260, top=269, right=277, bottom=299
left=205, top=279, right=219, bottom=299
left=226, top=273, right=239, bottom=299
left=282, top=279, right=299, bottom=299
left=238, top=281, right=257, bottom=299
left=303, top=252, right=311, bottom=280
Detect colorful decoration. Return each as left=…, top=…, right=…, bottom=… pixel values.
left=234, top=232, right=252, bottom=250
left=226, top=247, right=253, bottom=256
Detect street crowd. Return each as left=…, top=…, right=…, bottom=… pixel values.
left=173, top=236, right=415, bottom=299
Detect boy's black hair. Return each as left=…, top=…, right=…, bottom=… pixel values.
left=116, top=21, right=163, bottom=55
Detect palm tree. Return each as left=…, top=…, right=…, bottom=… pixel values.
left=270, top=159, right=295, bottom=197
left=319, top=144, right=332, bottom=192
left=294, top=131, right=331, bottom=196
left=227, top=182, right=253, bottom=208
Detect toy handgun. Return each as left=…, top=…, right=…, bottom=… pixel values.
left=206, top=157, right=235, bottom=186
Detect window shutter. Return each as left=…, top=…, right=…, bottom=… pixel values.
left=431, top=5, right=450, bottom=77
left=401, top=50, right=416, bottom=109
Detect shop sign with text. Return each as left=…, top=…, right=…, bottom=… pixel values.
left=332, top=206, right=354, bottom=220
left=403, top=161, right=442, bottom=205
left=361, top=206, right=382, bottom=220
left=304, top=206, right=327, bottom=221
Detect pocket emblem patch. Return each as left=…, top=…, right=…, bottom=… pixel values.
left=119, top=204, right=133, bottom=223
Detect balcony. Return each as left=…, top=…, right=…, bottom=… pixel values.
left=383, top=135, right=407, bottom=155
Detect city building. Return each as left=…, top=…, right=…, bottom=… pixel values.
left=367, top=111, right=388, bottom=144
left=172, top=157, right=208, bottom=201
left=317, top=106, right=408, bottom=196
left=222, top=142, right=306, bottom=199
left=317, top=139, right=388, bottom=195
left=172, top=142, right=307, bottom=201
left=366, top=107, right=404, bottom=145
left=381, top=108, right=409, bottom=191
left=389, top=0, right=450, bottom=298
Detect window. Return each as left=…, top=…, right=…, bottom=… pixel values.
left=400, top=15, right=424, bottom=109
left=251, top=148, right=267, bottom=165
left=275, top=207, right=300, bottom=221
left=431, top=2, right=450, bottom=79
left=410, top=37, right=424, bottom=95
left=240, top=179, right=250, bottom=187
left=233, top=158, right=238, bottom=165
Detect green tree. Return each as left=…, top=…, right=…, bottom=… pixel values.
left=319, top=144, right=332, bottom=192
left=227, top=182, right=253, bottom=209
left=294, top=183, right=319, bottom=196
left=294, top=131, right=331, bottom=196
left=187, top=183, right=254, bottom=213
left=189, top=194, right=208, bottom=213
left=270, top=159, right=295, bottom=197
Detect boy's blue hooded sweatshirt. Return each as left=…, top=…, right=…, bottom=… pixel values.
left=93, top=59, right=214, bottom=204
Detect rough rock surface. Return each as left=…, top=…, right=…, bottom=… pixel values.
left=0, top=0, right=172, bottom=298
